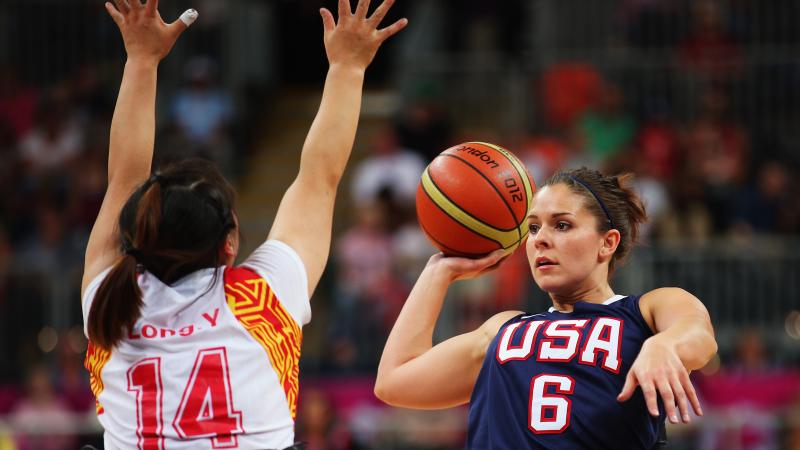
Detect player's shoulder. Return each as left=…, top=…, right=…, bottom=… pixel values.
left=640, top=287, right=695, bottom=303
left=478, top=310, right=525, bottom=337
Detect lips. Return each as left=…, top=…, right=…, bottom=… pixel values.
left=535, top=256, right=558, bottom=268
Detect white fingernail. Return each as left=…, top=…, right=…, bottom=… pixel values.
left=180, top=8, right=198, bottom=26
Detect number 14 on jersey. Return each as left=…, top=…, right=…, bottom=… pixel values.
left=127, top=347, right=243, bottom=449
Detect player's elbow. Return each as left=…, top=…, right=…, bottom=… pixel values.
left=685, top=330, right=718, bottom=371
left=373, top=374, right=404, bottom=406
left=373, top=378, right=395, bottom=405
left=702, top=332, right=718, bottom=365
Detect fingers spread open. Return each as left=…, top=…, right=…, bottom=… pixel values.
left=640, top=381, right=659, bottom=417
left=105, top=2, right=125, bottom=25
left=680, top=369, right=703, bottom=416
left=338, top=0, right=352, bottom=18
left=114, top=0, right=131, bottom=15
left=145, top=0, right=158, bottom=17
left=368, top=0, right=394, bottom=26
left=377, top=18, right=408, bottom=42
left=354, top=0, right=371, bottom=18
left=617, top=371, right=637, bottom=402
left=320, top=8, right=335, bottom=34
left=669, top=373, right=690, bottom=423
left=656, top=378, right=677, bottom=423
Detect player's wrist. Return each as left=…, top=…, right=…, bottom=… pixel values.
left=424, top=260, right=457, bottom=285
left=327, top=62, right=367, bottom=77
left=125, top=56, right=161, bottom=69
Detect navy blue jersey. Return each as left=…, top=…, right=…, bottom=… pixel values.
left=467, top=295, right=664, bottom=450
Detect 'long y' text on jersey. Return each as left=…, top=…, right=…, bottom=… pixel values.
left=468, top=295, right=665, bottom=450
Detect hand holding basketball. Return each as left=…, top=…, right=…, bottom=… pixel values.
left=320, top=0, right=408, bottom=70
left=427, top=249, right=508, bottom=282
left=105, top=0, right=195, bottom=64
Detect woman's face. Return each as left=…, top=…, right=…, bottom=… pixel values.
left=525, top=183, right=609, bottom=295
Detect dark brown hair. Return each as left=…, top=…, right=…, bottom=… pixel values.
left=88, top=159, right=236, bottom=349
left=543, top=167, right=647, bottom=276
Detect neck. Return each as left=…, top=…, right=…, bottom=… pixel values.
left=549, top=283, right=615, bottom=312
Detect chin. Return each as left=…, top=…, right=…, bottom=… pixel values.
left=532, top=274, right=563, bottom=294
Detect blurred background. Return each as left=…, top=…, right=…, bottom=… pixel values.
left=0, top=0, right=799, bottom=449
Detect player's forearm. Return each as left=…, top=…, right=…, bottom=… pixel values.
left=377, top=265, right=451, bottom=375
left=107, top=58, right=158, bottom=185
left=297, top=64, right=365, bottom=187
left=649, top=316, right=717, bottom=371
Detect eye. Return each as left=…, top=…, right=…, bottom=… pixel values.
left=555, top=221, right=571, bottom=231
left=528, top=223, right=540, bottom=234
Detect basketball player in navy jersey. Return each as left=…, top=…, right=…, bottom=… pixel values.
left=375, top=168, right=717, bottom=449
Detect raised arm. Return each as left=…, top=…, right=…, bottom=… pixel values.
left=375, top=251, right=515, bottom=409
left=267, top=0, right=407, bottom=297
left=82, top=0, right=194, bottom=293
left=618, top=287, right=717, bottom=424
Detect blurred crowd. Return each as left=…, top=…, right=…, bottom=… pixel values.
left=1, top=0, right=800, bottom=449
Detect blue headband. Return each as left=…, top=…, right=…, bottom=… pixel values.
left=568, top=176, right=615, bottom=229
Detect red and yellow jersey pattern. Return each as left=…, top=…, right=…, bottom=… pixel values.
left=224, top=267, right=302, bottom=419
left=84, top=341, right=112, bottom=414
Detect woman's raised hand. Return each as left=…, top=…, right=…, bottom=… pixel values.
left=105, top=0, right=196, bottom=64
left=320, top=0, right=408, bottom=71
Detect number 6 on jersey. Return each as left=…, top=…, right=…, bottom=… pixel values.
left=529, top=374, right=574, bottom=434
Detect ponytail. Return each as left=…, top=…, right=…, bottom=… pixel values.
left=87, top=254, right=142, bottom=350
left=87, top=180, right=162, bottom=350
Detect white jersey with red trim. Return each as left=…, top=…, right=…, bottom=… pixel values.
left=82, top=240, right=310, bottom=450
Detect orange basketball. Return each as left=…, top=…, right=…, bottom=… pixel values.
left=415, top=142, right=536, bottom=258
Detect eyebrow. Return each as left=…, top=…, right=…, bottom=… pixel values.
left=527, top=212, right=575, bottom=220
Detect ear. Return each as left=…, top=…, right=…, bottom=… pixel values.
left=223, top=230, right=236, bottom=256
left=598, top=229, right=621, bottom=261
left=222, top=229, right=238, bottom=258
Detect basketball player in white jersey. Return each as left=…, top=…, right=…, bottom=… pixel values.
left=81, top=1, right=406, bottom=448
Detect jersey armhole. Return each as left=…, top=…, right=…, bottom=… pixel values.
left=631, top=295, right=656, bottom=337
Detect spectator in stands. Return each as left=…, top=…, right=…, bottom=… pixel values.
left=350, top=125, right=426, bottom=212
left=577, top=81, right=637, bottom=167
left=730, top=161, right=794, bottom=235
left=618, top=0, right=682, bottom=50
left=65, top=144, right=106, bottom=232
left=394, top=83, right=453, bottom=162
left=13, top=205, right=82, bottom=275
left=331, top=200, right=407, bottom=370
left=295, top=388, right=360, bottom=450
left=678, top=0, right=742, bottom=82
left=517, top=135, right=570, bottom=184
left=167, top=56, right=235, bottom=175
left=0, top=65, right=37, bottom=141
left=682, top=86, right=749, bottom=233
left=634, top=100, right=682, bottom=182
left=18, top=89, right=84, bottom=176
left=539, top=63, right=603, bottom=131
left=70, top=64, right=113, bottom=124
left=10, top=365, right=77, bottom=450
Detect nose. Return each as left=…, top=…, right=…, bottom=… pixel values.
left=532, top=227, right=552, bottom=250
